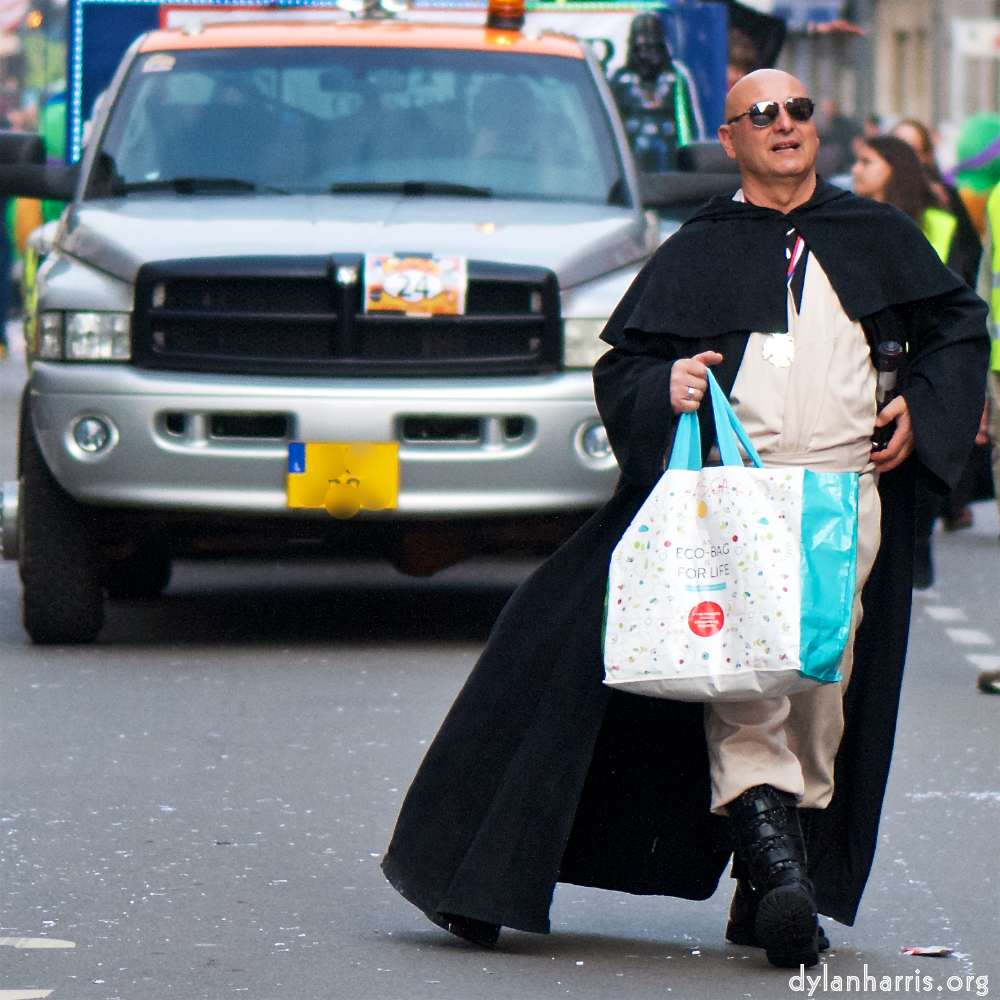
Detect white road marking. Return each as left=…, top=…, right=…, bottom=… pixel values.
left=966, top=654, right=1000, bottom=670
left=906, top=790, right=1000, bottom=802
left=0, top=991, right=54, bottom=999
left=945, top=628, right=994, bottom=645
left=924, top=606, right=968, bottom=621
left=0, top=938, right=75, bottom=949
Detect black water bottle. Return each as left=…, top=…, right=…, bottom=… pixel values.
left=871, top=341, right=904, bottom=451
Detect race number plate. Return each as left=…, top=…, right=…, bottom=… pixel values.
left=286, top=441, right=399, bottom=520
left=363, top=254, right=467, bottom=316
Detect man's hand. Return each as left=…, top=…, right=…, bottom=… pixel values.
left=870, top=395, right=914, bottom=473
left=670, top=352, right=724, bottom=415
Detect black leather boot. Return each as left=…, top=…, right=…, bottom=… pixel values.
left=726, top=864, right=830, bottom=951
left=727, top=784, right=820, bottom=969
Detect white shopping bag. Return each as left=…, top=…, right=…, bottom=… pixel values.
left=603, top=370, right=858, bottom=702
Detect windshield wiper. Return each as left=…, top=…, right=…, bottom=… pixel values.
left=330, top=181, right=492, bottom=199
left=115, top=176, right=289, bottom=195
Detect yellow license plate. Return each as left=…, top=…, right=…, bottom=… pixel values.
left=286, top=442, right=399, bottom=519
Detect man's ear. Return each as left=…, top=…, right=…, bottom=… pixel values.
left=718, top=124, right=738, bottom=159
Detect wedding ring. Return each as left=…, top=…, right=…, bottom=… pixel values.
left=686, top=386, right=696, bottom=400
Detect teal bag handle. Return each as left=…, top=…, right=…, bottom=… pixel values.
left=667, top=368, right=764, bottom=471
left=666, top=405, right=703, bottom=471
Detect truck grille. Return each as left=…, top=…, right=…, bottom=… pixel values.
left=131, top=256, right=560, bottom=377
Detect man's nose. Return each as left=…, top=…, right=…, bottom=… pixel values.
left=772, top=106, right=795, bottom=131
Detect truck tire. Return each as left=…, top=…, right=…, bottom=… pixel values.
left=18, top=449, right=104, bottom=646
left=103, top=542, right=171, bottom=600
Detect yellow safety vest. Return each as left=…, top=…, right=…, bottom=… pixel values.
left=985, top=183, right=1000, bottom=370
left=921, top=206, right=957, bottom=265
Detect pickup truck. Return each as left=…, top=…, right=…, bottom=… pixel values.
left=0, top=6, right=740, bottom=644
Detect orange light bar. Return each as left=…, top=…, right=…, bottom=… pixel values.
left=486, top=0, right=525, bottom=31
left=139, top=22, right=583, bottom=58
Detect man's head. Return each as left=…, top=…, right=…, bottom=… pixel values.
left=718, top=70, right=819, bottom=191
left=626, top=14, right=670, bottom=83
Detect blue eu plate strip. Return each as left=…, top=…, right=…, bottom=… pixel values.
left=288, top=441, right=306, bottom=475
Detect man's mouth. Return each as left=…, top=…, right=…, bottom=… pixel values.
left=771, top=140, right=800, bottom=152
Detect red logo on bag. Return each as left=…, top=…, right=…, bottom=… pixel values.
left=688, top=602, right=724, bottom=637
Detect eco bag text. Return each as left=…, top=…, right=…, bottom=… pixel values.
left=603, top=369, right=859, bottom=701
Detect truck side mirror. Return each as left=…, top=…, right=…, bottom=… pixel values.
left=640, top=141, right=742, bottom=209
left=0, top=130, right=45, bottom=166
left=0, top=129, right=79, bottom=201
left=0, top=163, right=80, bottom=201
left=639, top=171, right=741, bottom=209
left=675, top=141, right=741, bottom=174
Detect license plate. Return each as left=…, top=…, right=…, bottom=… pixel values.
left=286, top=441, right=399, bottom=519
left=364, top=254, right=467, bottom=316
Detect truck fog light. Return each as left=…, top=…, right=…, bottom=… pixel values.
left=64, top=312, right=131, bottom=360
left=582, top=423, right=612, bottom=459
left=574, top=419, right=617, bottom=469
left=73, top=417, right=112, bottom=454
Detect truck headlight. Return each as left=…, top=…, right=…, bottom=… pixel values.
left=563, top=319, right=611, bottom=369
left=64, top=312, right=131, bottom=360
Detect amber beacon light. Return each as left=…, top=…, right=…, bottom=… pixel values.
left=486, top=0, right=525, bottom=31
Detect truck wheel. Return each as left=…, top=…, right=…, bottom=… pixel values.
left=19, top=463, right=104, bottom=645
left=103, top=542, right=172, bottom=600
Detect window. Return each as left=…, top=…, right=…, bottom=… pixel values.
left=97, top=46, right=625, bottom=205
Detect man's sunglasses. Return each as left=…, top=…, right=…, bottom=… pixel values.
left=726, top=97, right=815, bottom=128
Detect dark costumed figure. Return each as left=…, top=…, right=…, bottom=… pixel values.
left=382, top=71, right=989, bottom=970
left=609, top=13, right=701, bottom=172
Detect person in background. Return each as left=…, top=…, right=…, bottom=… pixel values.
left=852, top=135, right=981, bottom=587
left=894, top=118, right=994, bottom=539
left=610, top=13, right=701, bottom=172
left=976, top=183, right=1000, bottom=696
left=0, top=75, right=17, bottom=361
left=724, top=0, right=786, bottom=90
left=819, top=98, right=862, bottom=175
left=853, top=136, right=977, bottom=281
left=0, top=197, right=8, bottom=362
left=862, top=114, right=881, bottom=139
left=893, top=118, right=982, bottom=289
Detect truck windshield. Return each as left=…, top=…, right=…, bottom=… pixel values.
left=96, top=45, right=626, bottom=205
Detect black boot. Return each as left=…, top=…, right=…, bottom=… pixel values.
left=726, top=872, right=830, bottom=951
left=727, top=784, right=820, bottom=969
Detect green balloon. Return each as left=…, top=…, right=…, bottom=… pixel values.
left=956, top=112, right=1000, bottom=193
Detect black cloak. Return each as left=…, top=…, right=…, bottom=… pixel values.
left=382, top=180, right=989, bottom=933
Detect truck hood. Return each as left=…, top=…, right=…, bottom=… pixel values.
left=59, top=193, right=650, bottom=291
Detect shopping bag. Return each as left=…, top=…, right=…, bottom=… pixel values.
left=603, top=369, right=859, bottom=702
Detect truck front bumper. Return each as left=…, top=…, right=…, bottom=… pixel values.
left=29, top=363, right=619, bottom=517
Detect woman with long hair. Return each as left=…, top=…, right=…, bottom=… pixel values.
left=853, top=134, right=979, bottom=285
left=892, top=118, right=982, bottom=286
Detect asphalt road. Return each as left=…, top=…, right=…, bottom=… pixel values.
left=1, top=327, right=998, bottom=1000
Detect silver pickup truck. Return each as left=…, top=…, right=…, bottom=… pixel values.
left=0, top=15, right=738, bottom=644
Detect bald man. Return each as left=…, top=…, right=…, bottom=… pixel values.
left=382, top=71, right=989, bottom=972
